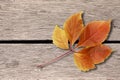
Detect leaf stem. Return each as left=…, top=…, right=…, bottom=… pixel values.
left=37, top=50, right=73, bottom=68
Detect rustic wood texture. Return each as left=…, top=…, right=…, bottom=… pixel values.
left=0, top=0, right=120, bottom=40
left=0, top=44, right=119, bottom=80
left=0, top=0, right=120, bottom=80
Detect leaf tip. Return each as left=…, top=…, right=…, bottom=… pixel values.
left=79, top=11, right=84, bottom=17
left=55, top=25, right=60, bottom=28
left=111, top=49, right=116, bottom=53
left=108, top=19, right=112, bottom=23
left=80, top=11, right=83, bottom=14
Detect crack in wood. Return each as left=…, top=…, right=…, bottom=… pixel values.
left=0, top=40, right=119, bottom=44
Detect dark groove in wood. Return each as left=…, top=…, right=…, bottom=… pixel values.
left=0, top=40, right=119, bottom=44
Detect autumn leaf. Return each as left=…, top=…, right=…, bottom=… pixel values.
left=90, top=45, right=112, bottom=64
left=74, top=45, right=112, bottom=71
left=52, top=25, right=69, bottom=49
left=74, top=51, right=95, bottom=71
left=64, top=11, right=84, bottom=46
left=38, top=12, right=112, bottom=72
left=77, top=20, right=111, bottom=47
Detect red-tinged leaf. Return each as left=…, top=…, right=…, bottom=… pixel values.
left=77, top=20, right=111, bottom=47
left=74, top=45, right=112, bottom=71
left=90, top=45, right=112, bottom=64
left=64, top=12, right=84, bottom=45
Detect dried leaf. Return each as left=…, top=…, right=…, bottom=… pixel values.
left=90, top=45, right=112, bottom=64
left=74, top=45, right=112, bottom=71
left=52, top=25, right=69, bottom=49
left=64, top=11, right=84, bottom=45
left=77, top=20, right=111, bottom=47
left=74, top=50, right=95, bottom=71
left=51, top=12, right=112, bottom=72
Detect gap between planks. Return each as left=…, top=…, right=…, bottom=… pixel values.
left=0, top=40, right=119, bottom=44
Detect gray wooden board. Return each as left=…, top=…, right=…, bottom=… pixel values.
left=0, top=0, right=120, bottom=40
left=0, top=44, right=119, bottom=80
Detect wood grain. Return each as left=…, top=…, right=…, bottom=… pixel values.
left=0, top=0, right=120, bottom=40
left=0, top=0, right=120, bottom=80
left=0, top=44, right=119, bottom=80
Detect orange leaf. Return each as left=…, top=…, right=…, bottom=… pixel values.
left=52, top=25, right=69, bottom=49
left=77, top=20, right=111, bottom=47
left=90, top=45, right=112, bottom=64
left=74, top=45, right=112, bottom=71
left=64, top=11, right=84, bottom=45
left=74, top=51, right=95, bottom=71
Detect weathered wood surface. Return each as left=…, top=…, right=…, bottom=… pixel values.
left=0, top=0, right=120, bottom=80
left=0, top=0, right=120, bottom=40
left=0, top=44, right=119, bottom=80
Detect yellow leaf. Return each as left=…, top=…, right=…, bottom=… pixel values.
left=52, top=25, right=69, bottom=49
left=64, top=11, right=84, bottom=46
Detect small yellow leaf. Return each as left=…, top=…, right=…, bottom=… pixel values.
left=52, top=25, right=69, bottom=49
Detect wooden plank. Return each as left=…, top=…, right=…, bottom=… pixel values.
left=0, top=44, right=119, bottom=80
left=0, top=0, right=120, bottom=40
